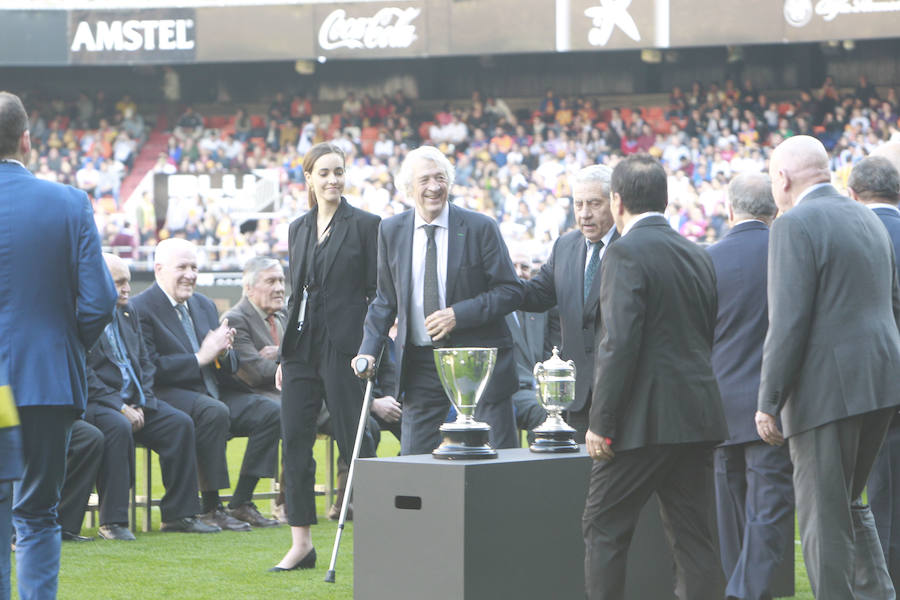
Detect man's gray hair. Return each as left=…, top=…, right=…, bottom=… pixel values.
left=396, top=146, right=455, bottom=198
left=727, top=172, right=776, bottom=219
left=573, top=164, right=612, bottom=199
left=242, top=256, right=282, bottom=288
left=848, top=156, right=900, bottom=203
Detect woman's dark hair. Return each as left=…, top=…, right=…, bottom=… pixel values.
left=302, top=142, right=345, bottom=209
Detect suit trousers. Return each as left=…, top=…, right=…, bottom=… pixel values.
left=86, top=400, right=201, bottom=524
left=218, top=390, right=280, bottom=481
left=401, top=346, right=518, bottom=456
left=790, top=408, right=896, bottom=600
left=57, top=420, right=103, bottom=534
left=714, top=441, right=794, bottom=600
left=868, top=417, right=900, bottom=591
left=13, top=406, right=76, bottom=600
left=582, top=443, right=720, bottom=600
left=0, top=481, right=11, bottom=600
left=281, top=336, right=374, bottom=527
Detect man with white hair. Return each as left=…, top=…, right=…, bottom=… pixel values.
left=520, top=164, right=618, bottom=442
left=758, top=135, right=900, bottom=599
left=131, top=238, right=281, bottom=530
left=355, top=145, right=523, bottom=455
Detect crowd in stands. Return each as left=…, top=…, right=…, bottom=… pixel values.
left=26, top=75, right=900, bottom=269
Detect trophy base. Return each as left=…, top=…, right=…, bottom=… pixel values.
left=530, top=429, right=579, bottom=453
left=432, top=424, right=497, bottom=460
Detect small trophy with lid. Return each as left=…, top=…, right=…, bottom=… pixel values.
left=531, top=347, right=579, bottom=453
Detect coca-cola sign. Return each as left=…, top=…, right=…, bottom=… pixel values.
left=317, top=6, right=421, bottom=52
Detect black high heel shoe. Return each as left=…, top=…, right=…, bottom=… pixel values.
left=268, top=548, right=316, bottom=572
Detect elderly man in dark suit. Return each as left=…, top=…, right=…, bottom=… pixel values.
left=355, top=145, right=523, bottom=455
left=758, top=135, right=900, bottom=599
left=848, top=150, right=900, bottom=592
left=85, top=253, right=219, bottom=539
left=521, top=164, right=618, bottom=442
left=583, top=154, right=728, bottom=600
left=131, top=239, right=281, bottom=531
left=0, top=91, right=116, bottom=600
left=707, top=173, right=794, bottom=600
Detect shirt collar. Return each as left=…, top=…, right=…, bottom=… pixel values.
left=247, top=297, right=270, bottom=322
left=622, top=212, right=665, bottom=236
left=867, top=202, right=900, bottom=214
left=795, top=182, right=832, bottom=206
left=414, top=201, right=450, bottom=230
left=584, top=224, right=617, bottom=249
left=0, top=158, right=26, bottom=169
left=159, top=285, right=183, bottom=308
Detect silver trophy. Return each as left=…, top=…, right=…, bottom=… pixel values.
left=531, top=347, right=579, bottom=453
left=432, top=347, right=498, bottom=460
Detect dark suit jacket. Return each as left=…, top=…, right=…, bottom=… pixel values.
left=707, top=221, right=770, bottom=446
left=282, top=198, right=380, bottom=357
left=506, top=311, right=546, bottom=388
left=86, top=303, right=160, bottom=412
left=359, top=203, right=524, bottom=401
left=223, top=297, right=284, bottom=400
left=759, top=186, right=900, bottom=437
left=130, top=282, right=238, bottom=403
left=522, top=228, right=618, bottom=412
left=590, top=215, right=728, bottom=451
left=0, top=161, right=116, bottom=412
left=873, top=205, right=900, bottom=275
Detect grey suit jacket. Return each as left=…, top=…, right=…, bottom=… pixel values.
left=222, top=297, right=285, bottom=401
left=359, top=203, right=523, bottom=402
left=758, top=185, right=900, bottom=437
left=522, top=228, right=618, bottom=412
left=505, top=311, right=547, bottom=388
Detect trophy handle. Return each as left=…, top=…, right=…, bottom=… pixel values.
left=568, top=360, right=576, bottom=379
left=533, top=362, right=545, bottom=380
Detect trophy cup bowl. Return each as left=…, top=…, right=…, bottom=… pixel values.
left=432, top=347, right=499, bottom=460
left=531, top=347, right=579, bottom=453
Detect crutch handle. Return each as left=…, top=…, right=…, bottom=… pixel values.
left=354, top=356, right=371, bottom=376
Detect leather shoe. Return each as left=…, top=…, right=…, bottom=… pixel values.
left=269, top=548, right=316, bottom=572
left=61, top=530, right=93, bottom=542
left=98, top=524, right=136, bottom=541
left=327, top=502, right=353, bottom=521
left=160, top=516, right=221, bottom=534
left=227, top=502, right=281, bottom=528
left=271, top=502, right=288, bottom=524
left=199, top=507, right=252, bottom=532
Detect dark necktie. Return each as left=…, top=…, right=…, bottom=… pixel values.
left=584, top=241, right=604, bottom=302
left=266, top=314, right=280, bottom=345
left=175, top=303, right=219, bottom=399
left=423, top=224, right=444, bottom=347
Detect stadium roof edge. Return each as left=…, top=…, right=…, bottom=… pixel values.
left=0, top=0, right=389, bottom=8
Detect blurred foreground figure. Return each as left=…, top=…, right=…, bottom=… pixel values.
left=0, top=90, right=116, bottom=600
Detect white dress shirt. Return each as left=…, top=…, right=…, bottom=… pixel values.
left=621, top=211, right=666, bottom=236
left=584, top=225, right=617, bottom=275
left=410, top=202, right=449, bottom=346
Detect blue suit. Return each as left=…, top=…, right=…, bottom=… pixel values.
left=0, top=161, right=115, bottom=600
left=868, top=204, right=900, bottom=591
left=707, top=220, right=794, bottom=600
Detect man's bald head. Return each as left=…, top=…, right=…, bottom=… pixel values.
left=103, top=253, right=132, bottom=307
left=153, top=238, right=199, bottom=303
left=769, top=135, right=831, bottom=212
left=871, top=142, right=900, bottom=174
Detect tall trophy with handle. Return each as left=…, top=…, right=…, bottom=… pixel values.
left=432, top=347, right=498, bottom=460
left=531, top=347, right=579, bottom=453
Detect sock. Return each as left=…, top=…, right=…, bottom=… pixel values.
left=228, top=475, right=259, bottom=508
left=201, top=490, right=219, bottom=514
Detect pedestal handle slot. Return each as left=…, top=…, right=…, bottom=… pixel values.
left=394, top=496, right=422, bottom=510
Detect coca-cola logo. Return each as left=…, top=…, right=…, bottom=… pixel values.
left=318, top=7, right=420, bottom=51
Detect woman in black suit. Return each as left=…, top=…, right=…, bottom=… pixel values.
left=271, top=142, right=380, bottom=571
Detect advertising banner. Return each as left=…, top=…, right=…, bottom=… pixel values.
left=68, top=8, right=197, bottom=65
left=313, top=1, right=428, bottom=59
